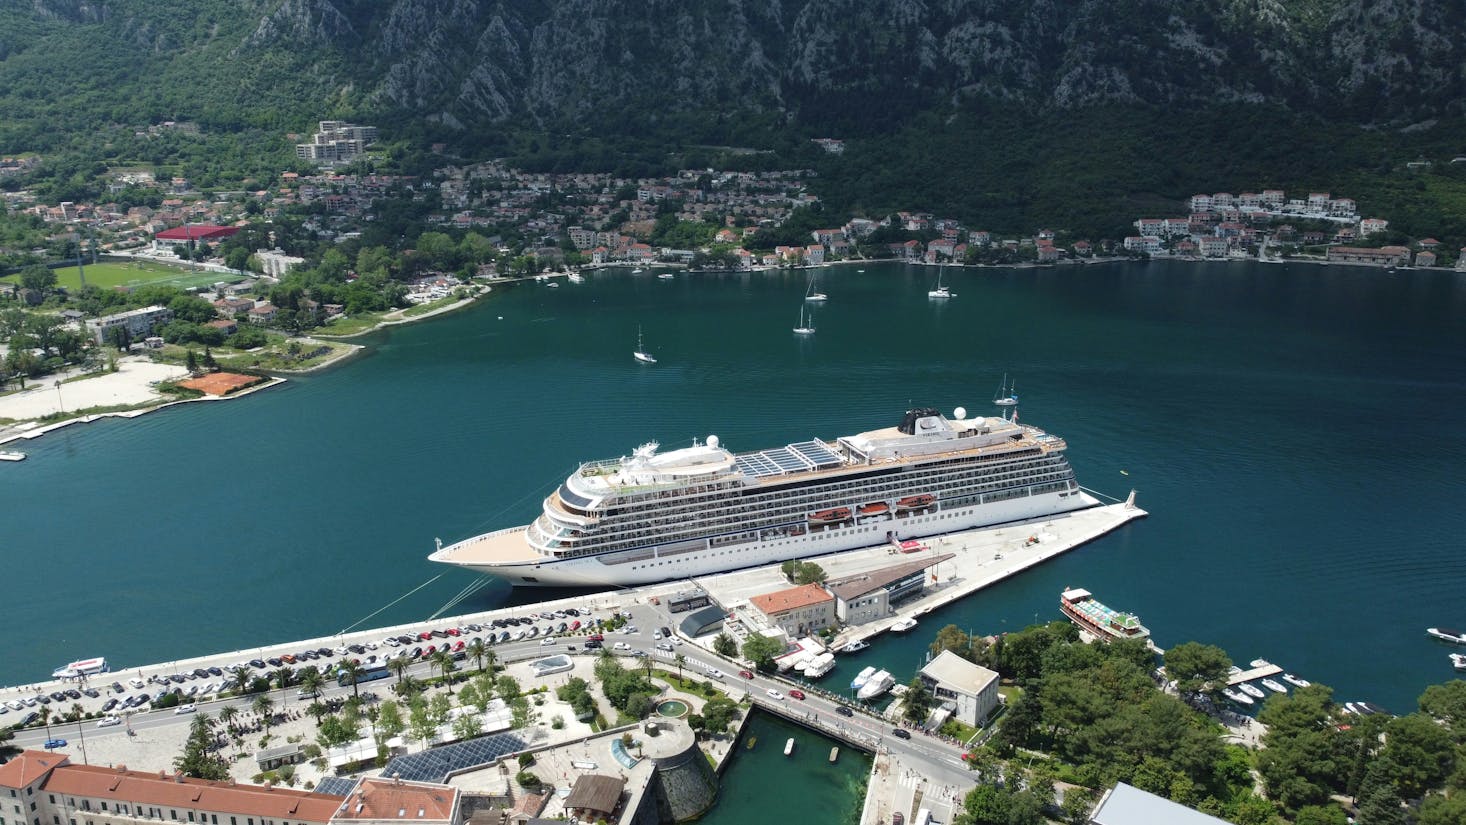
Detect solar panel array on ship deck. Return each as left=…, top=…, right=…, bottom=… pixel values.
left=315, top=777, right=359, bottom=797
left=734, top=440, right=842, bottom=478
left=380, top=731, right=528, bottom=783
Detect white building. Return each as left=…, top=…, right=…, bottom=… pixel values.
left=85, top=304, right=173, bottom=344
left=1089, top=782, right=1230, bottom=825
left=255, top=248, right=306, bottom=278
left=917, top=650, right=1000, bottom=728
left=296, top=121, right=378, bottom=167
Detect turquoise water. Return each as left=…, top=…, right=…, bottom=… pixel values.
left=6, top=261, right=1466, bottom=713
left=700, top=710, right=871, bottom=825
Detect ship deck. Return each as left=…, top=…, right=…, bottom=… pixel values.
left=430, top=525, right=541, bottom=566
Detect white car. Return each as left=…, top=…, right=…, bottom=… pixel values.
left=613, top=641, right=631, bottom=651
left=705, top=668, right=724, bottom=679
left=540, top=638, right=556, bottom=646
left=672, top=638, right=684, bottom=646
left=4, top=701, right=22, bottom=711
left=128, top=678, right=145, bottom=689
left=96, top=716, right=122, bottom=728
left=765, top=689, right=784, bottom=701
left=652, top=631, right=663, bottom=640
left=174, top=703, right=196, bottom=715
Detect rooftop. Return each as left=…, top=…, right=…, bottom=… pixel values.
left=41, top=763, right=344, bottom=823
left=333, top=777, right=458, bottom=823
left=0, top=750, right=67, bottom=788
left=918, top=650, right=999, bottom=695
left=825, top=554, right=955, bottom=602
left=564, top=774, right=624, bottom=815
left=1090, top=782, right=1229, bottom=825
left=749, top=583, right=833, bottom=616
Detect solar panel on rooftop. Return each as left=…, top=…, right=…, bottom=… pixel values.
left=380, top=732, right=528, bottom=783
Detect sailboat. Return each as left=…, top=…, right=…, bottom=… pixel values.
left=927, top=266, right=954, bottom=299
left=805, top=274, right=827, bottom=302
left=633, top=326, right=658, bottom=364
left=793, top=305, right=815, bottom=335
left=992, top=374, right=1018, bottom=406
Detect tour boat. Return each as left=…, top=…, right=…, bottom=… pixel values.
left=838, top=640, right=869, bottom=654
left=568, top=273, right=585, bottom=284
left=1060, top=588, right=1150, bottom=642
left=784, top=738, right=795, bottom=756
left=793, top=305, right=815, bottom=335
left=633, top=326, right=657, bottom=364
left=1260, top=678, right=1288, bottom=694
left=809, top=507, right=852, bottom=525
left=1427, top=627, right=1466, bottom=645
left=1238, top=682, right=1266, bottom=699
left=0, top=450, right=26, bottom=462
left=857, top=669, right=894, bottom=700
left=430, top=404, right=1091, bottom=587
left=804, top=653, right=836, bottom=679
left=1281, top=673, right=1311, bottom=688
left=850, top=666, right=877, bottom=691
left=890, top=617, right=918, bottom=633
left=895, top=494, right=934, bottom=511
left=1222, top=688, right=1254, bottom=706
left=52, top=657, right=108, bottom=680
left=992, top=374, right=1018, bottom=407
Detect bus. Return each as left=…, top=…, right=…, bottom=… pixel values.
left=913, top=809, right=932, bottom=825
left=338, top=664, right=390, bottom=687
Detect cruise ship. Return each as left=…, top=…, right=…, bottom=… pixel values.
left=429, top=405, right=1095, bottom=587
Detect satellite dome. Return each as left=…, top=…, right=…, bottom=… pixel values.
left=707, top=435, right=720, bottom=449
left=953, top=406, right=967, bottom=420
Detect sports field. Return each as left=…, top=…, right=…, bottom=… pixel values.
left=3, top=261, right=243, bottom=291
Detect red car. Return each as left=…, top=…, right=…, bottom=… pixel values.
left=588, top=633, right=605, bottom=642
left=571, top=620, right=581, bottom=630
left=453, top=640, right=465, bottom=651
left=789, top=689, right=806, bottom=700
left=446, top=628, right=460, bottom=637
left=418, top=631, right=433, bottom=641
left=425, top=644, right=437, bottom=655
left=738, top=670, right=754, bottom=680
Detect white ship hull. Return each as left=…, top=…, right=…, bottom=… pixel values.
left=437, top=488, right=1095, bottom=587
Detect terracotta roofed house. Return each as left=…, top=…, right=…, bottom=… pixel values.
left=749, top=582, right=835, bottom=636
left=329, top=776, right=462, bottom=825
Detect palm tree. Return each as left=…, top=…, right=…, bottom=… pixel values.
left=482, top=648, right=497, bottom=676
left=388, top=656, right=410, bottom=685
left=218, top=704, right=238, bottom=734
left=39, top=707, right=52, bottom=744
left=272, top=666, right=295, bottom=693
left=229, top=665, right=253, bottom=694
left=430, top=651, right=455, bottom=694
left=252, top=694, right=275, bottom=731
left=338, top=659, right=364, bottom=701
left=467, top=639, right=487, bottom=673
left=673, top=654, right=686, bottom=685
left=299, top=668, right=326, bottom=703
left=307, top=701, right=327, bottom=724
left=68, top=702, right=85, bottom=723
left=397, top=674, right=422, bottom=699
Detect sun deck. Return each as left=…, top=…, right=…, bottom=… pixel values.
left=430, top=526, right=542, bottom=566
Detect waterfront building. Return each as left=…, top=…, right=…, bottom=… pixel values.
left=331, top=777, right=461, bottom=825
left=1325, top=246, right=1411, bottom=266
left=749, top=583, right=834, bottom=636
left=85, top=305, right=173, bottom=345
left=0, top=751, right=344, bottom=825
left=917, top=650, right=1000, bottom=728
left=1089, top=782, right=1229, bottom=825
left=823, top=554, right=953, bottom=625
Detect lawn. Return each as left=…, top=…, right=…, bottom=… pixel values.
left=2, top=261, right=244, bottom=292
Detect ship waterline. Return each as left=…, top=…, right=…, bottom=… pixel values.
left=430, top=406, right=1094, bottom=587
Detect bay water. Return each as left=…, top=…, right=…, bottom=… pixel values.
left=7, top=260, right=1466, bottom=719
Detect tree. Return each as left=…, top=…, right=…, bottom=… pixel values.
left=466, top=638, right=488, bottom=673
left=299, top=667, right=325, bottom=703
left=388, top=656, right=410, bottom=685
left=673, top=653, right=686, bottom=683
left=252, top=694, right=275, bottom=729
left=452, top=713, right=483, bottom=741
left=376, top=701, right=405, bottom=741
left=779, top=559, right=826, bottom=584
left=185, top=348, right=198, bottom=373
left=218, top=704, right=238, bottom=730
left=701, top=696, right=740, bottom=734
left=338, top=659, right=364, bottom=700
left=510, top=696, right=534, bottom=729
left=929, top=624, right=989, bottom=663
left=1161, top=642, right=1232, bottom=698
left=18, top=265, right=56, bottom=293
left=741, top=634, right=785, bottom=672
left=174, top=713, right=229, bottom=780
left=1058, top=787, right=1099, bottom=825
left=273, top=666, right=295, bottom=692
left=712, top=633, right=738, bottom=657
left=1380, top=713, right=1456, bottom=799
left=229, top=665, right=254, bottom=694
left=1418, top=794, right=1466, bottom=825
left=1354, top=757, right=1407, bottom=825
left=1294, top=805, right=1349, bottom=825
left=903, top=676, right=933, bottom=724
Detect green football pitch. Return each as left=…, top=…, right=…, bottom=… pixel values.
left=4, top=261, right=243, bottom=292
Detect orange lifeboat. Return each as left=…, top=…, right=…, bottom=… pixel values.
left=895, top=494, right=934, bottom=510
left=808, top=507, right=852, bottom=525
left=858, top=502, right=890, bottom=517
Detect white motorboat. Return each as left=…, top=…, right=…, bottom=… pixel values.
left=1427, top=627, right=1466, bottom=645
left=784, top=738, right=795, bottom=756
left=1222, top=688, right=1254, bottom=706
left=567, top=273, right=585, bottom=284
left=793, top=305, right=815, bottom=335
left=839, top=640, right=870, bottom=654
left=857, top=669, right=894, bottom=700
left=1451, top=653, right=1466, bottom=672
left=1281, top=673, right=1311, bottom=688
left=1249, top=658, right=1273, bottom=668
left=0, top=450, right=25, bottom=462
left=631, top=268, right=644, bottom=274
left=890, top=617, right=918, bottom=633
left=1260, top=678, right=1288, bottom=694
left=658, top=273, right=674, bottom=280
left=1238, top=682, right=1266, bottom=699
left=633, top=326, right=657, bottom=364
left=850, top=666, right=877, bottom=691
left=804, top=653, right=836, bottom=679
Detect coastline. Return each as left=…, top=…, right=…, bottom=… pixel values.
left=312, top=290, right=485, bottom=339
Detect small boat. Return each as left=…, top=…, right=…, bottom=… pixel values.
left=1249, top=658, right=1273, bottom=668
left=928, top=266, right=954, bottom=299
left=1238, top=682, right=1266, bottom=699
left=850, top=666, right=877, bottom=691
left=784, top=738, right=795, bottom=756
left=793, top=305, right=815, bottom=335
left=809, top=507, right=852, bottom=525
left=1427, top=627, right=1466, bottom=645
left=1341, top=702, right=1360, bottom=715
left=992, top=374, right=1018, bottom=407
left=0, top=450, right=26, bottom=462
left=839, top=640, right=869, bottom=654
left=1260, top=678, right=1288, bottom=694
left=1226, top=665, right=1243, bottom=676
left=895, top=494, right=934, bottom=511
left=890, top=617, right=918, bottom=633
left=829, top=747, right=839, bottom=763
left=567, top=273, right=585, bottom=284
left=858, top=502, right=890, bottom=518
left=633, top=326, right=657, bottom=364
left=746, top=736, right=757, bottom=750
left=1451, top=653, right=1466, bottom=672
left=1222, top=688, right=1254, bottom=706
left=631, top=268, right=644, bottom=274
left=1281, top=673, right=1311, bottom=688
left=804, top=653, right=836, bottom=679
left=658, top=273, right=675, bottom=280
left=1353, top=702, right=1390, bottom=716
left=857, top=669, right=894, bottom=700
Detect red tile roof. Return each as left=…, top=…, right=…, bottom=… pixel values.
left=333, top=777, right=458, bottom=822
left=0, top=750, right=68, bottom=788
left=41, top=764, right=343, bottom=823
left=749, top=583, right=833, bottom=616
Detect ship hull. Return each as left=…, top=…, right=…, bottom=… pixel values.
left=438, top=488, right=1096, bottom=587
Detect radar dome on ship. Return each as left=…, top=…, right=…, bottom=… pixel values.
left=707, top=435, right=720, bottom=449
left=953, top=406, right=967, bottom=420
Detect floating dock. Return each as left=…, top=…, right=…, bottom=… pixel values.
left=1227, top=664, right=1283, bottom=685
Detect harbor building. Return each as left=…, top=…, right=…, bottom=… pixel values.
left=331, top=777, right=462, bottom=825
left=1089, top=782, right=1229, bottom=824
left=917, top=650, right=1000, bottom=728
left=823, top=554, right=953, bottom=625
left=748, top=583, right=835, bottom=636
left=85, top=305, right=173, bottom=344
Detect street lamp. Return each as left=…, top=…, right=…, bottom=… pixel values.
left=54, top=380, right=63, bottom=414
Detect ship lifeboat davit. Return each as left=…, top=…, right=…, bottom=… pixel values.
left=809, top=507, right=852, bottom=525
left=895, top=494, right=934, bottom=511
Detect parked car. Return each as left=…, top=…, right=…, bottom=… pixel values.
left=43, top=738, right=67, bottom=749
left=174, top=704, right=197, bottom=715
left=765, top=689, right=784, bottom=701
